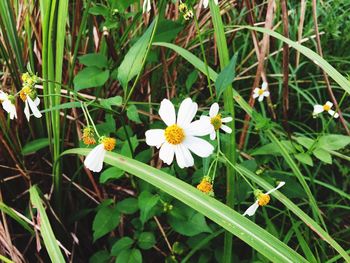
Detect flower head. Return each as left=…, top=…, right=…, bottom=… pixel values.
left=197, top=176, right=214, bottom=195
left=82, top=126, right=96, bottom=145
left=145, top=98, right=214, bottom=168
left=0, top=91, right=17, bottom=120
left=313, top=101, right=339, bottom=118
left=84, top=136, right=116, bottom=172
left=243, top=181, right=285, bottom=216
left=22, top=72, right=39, bottom=86
left=200, top=103, right=232, bottom=140
left=252, top=82, right=270, bottom=102
left=178, top=2, right=193, bottom=20
left=183, top=10, right=193, bottom=20
left=203, top=0, right=218, bottom=8
left=20, top=86, right=42, bottom=121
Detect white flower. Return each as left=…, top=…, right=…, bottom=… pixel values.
left=203, top=0, right=218, bottom=8
left=0, top=91, right=17, bottom=120
left=200, top=103, right=232, bottom=140
left=84, top=137, right=116, bottom=172
left=243, top=181, right=285, bottom=217
left=252, top=82, right=270, bottom=102
left=143, top=0, right=151, bottom=13
left=145, top=98, right=214, bottom=168
left=313, top=101, right=339, bottom=118
left=24, top=96, right=42, bottom=121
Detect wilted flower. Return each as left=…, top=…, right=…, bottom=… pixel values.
left=20, top=85, right=42, bottom=121
left=0, top=91, right=17, bottom=120
left=203, top=0, right=218, bottom=8
left=252, top=82, right=270, bottom=102
left=84, top=136, right=116, bottom=172
left=313, top=101, right=339, bottom=118
left=243, top=181, right=285, bottom=216
left=145, top=98, right=214, bottom=168
left=82, top=126, right=96, bottom=145
left=197, top=176, right=214, bottom=195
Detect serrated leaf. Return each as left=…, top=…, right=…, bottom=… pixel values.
left=74, top=67, right=109, bottom=91
left=22, top=138, right=49, bottom=155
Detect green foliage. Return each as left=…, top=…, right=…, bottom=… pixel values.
left=92, top=201, right=120, bottom=241
left=22, top=138, right=50, bottom=155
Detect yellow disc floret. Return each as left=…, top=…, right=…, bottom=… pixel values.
left=258, top=88, right=264, bottom=95
left=323, top=103, right=331, bottom=111
left=82, top=127, right=96, bottom=145
left=257, top=193, right=270, bottom=206
left=210, top=114, right=222, bottom=130
left=197, top=177, right=213, bottom=194
left=20, top=86, right=32, bottom=101
left=164, top=124, right=185, bottom=145
left=101, top=137, right=116, bottom=151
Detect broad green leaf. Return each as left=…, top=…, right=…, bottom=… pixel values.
left=313, top=148, right=332, bottom=164
left=154, top=19, right=183, bottom=42
left=117, top=198, right=139, bottom=214
left=29, top=186, right=65, bottom=263
left=127, top=105, right=142, bottom=124
left=185, top=71, right=198, bottom=92
left=294, top=153, right=314, bottom=167
left=89, top=5, right=109, bottom=16
left=22, top=138, right=49, bottom=156
left=138, top=191, right=159, bottom=224
left=89, top=250, right=110, bottom=263
left=79, top=53, right=108, bottom=68
left=251, top=141, right=294, bottom=155
left=63, top=148, right=309, bottom=263
left=121, top=136, right=139, bottom=158
left=116, top=248, right=142, bottom=263
left=295, top=137, right=314, bottom=149
left=100, top=167, right=124, bottom=183
left=74, top=67, right=109, bottom=91
left=100, top=96, right=123, bottom=110
left=215, top=53, right=237, bottom=98
left=118, top=19, right=157, bottom=89
left=111, top=237, right=134, bottom=256
left=317, top=135, right=350, bottom=151
left=92, top=204, right=120, bottom=241
left=137, top=232, right=156, bottom=250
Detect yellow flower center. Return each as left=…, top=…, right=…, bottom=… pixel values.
left=210, top=114, right=222, bottom=130
left=101, top=137, right=116, bottom=151
left=19, top=86, right=32, bottom=101
left=257, top=193, right=270, bottom=206
left=164, top=124, right=185, bottom=145
left=258, top=89, right=264, bottom=95
left=197, top=179, right=213, bottom=194
left=323, top=104, right=331, bottom=111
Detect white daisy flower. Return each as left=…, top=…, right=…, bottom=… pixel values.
left=252, top=82, right=270, bottom=102
left=143, top=0, right=151, bottom=13
left=243, top=181, right=285, bottom=217
left=203, top=0, right=218, bottom=8
left=0, top=91, right=17, bottom=120
left=20, top=86, right=42, bottom=121
left=145, top=98, right=214, bottom=168
left=313, top=101, right=339, bottom=118
left=200, top=103, right=232, bottom=140
left=84, top=137, right=116, bottom=172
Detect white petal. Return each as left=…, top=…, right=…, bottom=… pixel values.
left=143, top=0, right=151, bottom=13
left=253, top=88, right=260, bottom=94
left=3, top=101, right=16, bottom=120
left=258, top=95, right=264, bottom=102
left=203, top=0, right=209, bottom=8
left=252, top=93, right=259, bottom=99
left=313, top=105, right=324, bottom=115
left=27, top=96, right=42, bottom=118
left=0, top=91, right=7, bottom=100
left=84, top=144, right=106, bottom=172
left=186, top=119, right=214, bottom=136
left=221, top=117, right=232, bottom=123
left=325, top=101, right=333, bottom=108
left=34, top=97, right=40, bottom=106
left=266, top=181, right=285, bottom=195
left=24, top=100, right=30, bottom=121
left=145, top=129, right=165, bottom=149
left=177, top=98, right=198, bottom=128
left=159, top=142, right=175, bottom=165
left=328, top=110, right=339, bottom=118
left=261, top=82, right=268, bottom=90
left=209, top=103, right=219, bottom=118
left=184, top=136, right=214, bottom=158
left=159, top=99, right=176, bottom=126
left=210, top=131, right=216, bottom=140
left=220, top=124, right=232, bottom=134
left=243, top=201, right=259, bottom=216
left=263, top=91, right=270, bottom=97
left=175, top=144, right=194, bottom=168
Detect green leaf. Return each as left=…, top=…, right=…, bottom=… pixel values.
left=295, top=137, right=314, bottom=149
left=92, top=204, right=120, bottom=241
left=154, top=19, right=183, bottom=43
left=137, top=232, right=156, bottom=250
left=100, top=167, right=124, bottom=183
left=89, top=250, right=110, bottom=263
left=121, top=136, right=139, bottom=158
left=251, top=140, right=295, bottom=155
left=22, top=138, right=50, bottom=156
left=127, top=105, right=142, bottom=124
left=185, top=71, right=198, bottom=92
left=79, top=53, right=108, bottom=68
left=118, top=19, right=157, bottom=89
left=74, top=67, right=109, bottom=91
left=29, top=186, right=65, bottom=263
left=89, top=5, right=109, bottom=16
left=100, top=96, right=123, bottom=110
left=116, top=248, right=142, bottom=263
left=294, top=153, right=313, bottom=166
left=313, top=148, right=332, bottom=164
left=117, top=198, right=139, bottom=214
left=111, top=237, right=134, bottom=256
left=317, top=135, right=350, bottom=151
left=215, top=53, right=237, bottom=98
left=138, top=191, right=159, bottom=224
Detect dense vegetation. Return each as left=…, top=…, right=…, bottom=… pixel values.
left=0, top=0, right=349, bottom=262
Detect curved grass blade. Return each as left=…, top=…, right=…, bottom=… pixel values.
left=62, top=148, right=308, bottom=263
left=29, top=186, right=65, bottom=263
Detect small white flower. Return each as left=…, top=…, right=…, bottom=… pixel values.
left=143, top=0, right=151, bottom=13
left=24, top=96, right=42, bottom=121
left=203, top=0, right=218, bottom=8
left=243, top=181, right=285, bottom=217
left=0, top=91, right=17, bottom=120
left=313, top=101, right=339, bottom=118
left=145, top=98, right=214, bottom=168
left=252, top=82, right=270, bottom=102
left=84, top=137, right=116, bottom=172
left=200, top=103, right=232, bottom=140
